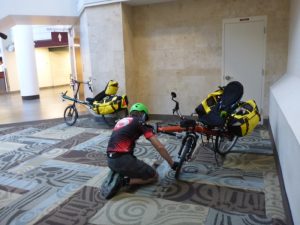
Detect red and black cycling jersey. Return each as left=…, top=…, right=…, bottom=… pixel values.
left=107, top=116, right=155, bottom=153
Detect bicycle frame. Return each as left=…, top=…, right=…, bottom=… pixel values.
left=61, top=78, right=92, bottom=107
left=156, top=92, right=238, bottom=178
left=157, top=91, right=233, bottom=139
left=61, top=77, right=94, bottom=126
left=158, top=124, right=217, bottom=136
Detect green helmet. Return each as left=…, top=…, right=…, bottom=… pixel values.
left=130, top=103, right=149, bottom=115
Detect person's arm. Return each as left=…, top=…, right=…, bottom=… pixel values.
left=149, top=135, right=174, bottom=167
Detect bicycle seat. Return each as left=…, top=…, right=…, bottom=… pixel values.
left=219, top=81, right=243, bottom=112
left=180, top=119, right=196, bottom=128
left=86, top=97, right=94, bottom=105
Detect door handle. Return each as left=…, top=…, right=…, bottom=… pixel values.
left=224, top=75, right=232, bottom=81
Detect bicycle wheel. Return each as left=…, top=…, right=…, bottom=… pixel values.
left=64, top=105, right=78, bottom=126
left=102, top=108, right=129, bottom=127
left=214, top=135, right=238, bottom=156
left=175, top=136, right=194, bottom=179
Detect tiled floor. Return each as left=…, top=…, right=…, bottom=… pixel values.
left=0, top=117, right=288, bottom=225
left=0, top=86, right=291, bottom=225
left=0, top=86, right=88, bottom=125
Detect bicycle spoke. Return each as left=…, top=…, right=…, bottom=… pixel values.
left=64, top=105, right=78, bottom=126
left=215, top=135, right=238, bottom=155
left=175, top=135, right=196, bottom=179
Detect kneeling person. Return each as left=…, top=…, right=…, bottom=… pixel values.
left=101, top=103, right=178, bottom=199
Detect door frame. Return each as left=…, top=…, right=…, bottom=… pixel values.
left=222, top=16, right=267, bottom=118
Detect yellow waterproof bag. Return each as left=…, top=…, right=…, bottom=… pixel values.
left=227, top=99, right=261, bottom=136
left=105, top=80, right=118, bottom=95
left=92, top=95, right=128, bottom=115
left=195, top=88, right=224, bottom=116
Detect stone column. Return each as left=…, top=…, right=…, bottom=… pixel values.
left=12, top=25, right=39, bottom=99
left=79, top=3, right=126, bottom=98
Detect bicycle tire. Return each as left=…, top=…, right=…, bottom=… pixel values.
left=175, top=136, right=194, bottom=179
left=102, top=108, right=129, bottom=127
left=64, top=105, right=78, bottom=126
left=102, top=115, right=115, bottom=127
left=214, top=135, right=238, bottom=156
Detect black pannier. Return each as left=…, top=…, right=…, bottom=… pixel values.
left=196, top=81, right=244, bottom=127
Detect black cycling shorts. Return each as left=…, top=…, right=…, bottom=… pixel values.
left=107, top=154, right=156, bottom=180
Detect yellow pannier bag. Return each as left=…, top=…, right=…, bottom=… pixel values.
left=92, top=95, right=128, bottom=115
left=227, top=99, right=261, bottom=136
left=195, top=88, right=224, bottom=116
left=105, top=80, right=119, bottom=95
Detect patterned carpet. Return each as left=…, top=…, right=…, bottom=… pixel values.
left=0, top=116, right=288, bottom=225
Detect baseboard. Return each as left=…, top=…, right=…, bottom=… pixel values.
left=40, top=84, right=69, bottom=89
left=149, top=114, right=177, bottom=121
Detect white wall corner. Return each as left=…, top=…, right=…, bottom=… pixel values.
left=269, top=74, right=300, bottom=224
left=270, top=75, right=300, bottom=143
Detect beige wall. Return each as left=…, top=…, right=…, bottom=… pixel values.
left=80, top=3, right=127, bottom=99
left=48, top=48, right=71, bottom=86
left=35, top=48, right=52, bottom=87
left=122, top=4, right=136, bottom=104
left=80, top=0, right=289, bottom=116
left=130, top=0, right=289, bottom=115
left=5, top=47, right=70, bottom=91
left=4, top=51, right=19, bottom=92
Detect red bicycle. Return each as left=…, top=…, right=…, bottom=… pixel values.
left=155, top=92, right=238, bottom=178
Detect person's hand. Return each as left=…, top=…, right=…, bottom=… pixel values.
left=171, top=161, right=180, bottom=170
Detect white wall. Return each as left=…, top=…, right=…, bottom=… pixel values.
left=269, top=0, right=300, bottom=223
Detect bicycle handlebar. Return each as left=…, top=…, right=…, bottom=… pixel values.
left=157, top=92, right=223, bottom=134
left=70, top=77, right=93, bottom=92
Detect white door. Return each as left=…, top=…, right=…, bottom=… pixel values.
left=222, top=16, right=266, bottom=117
